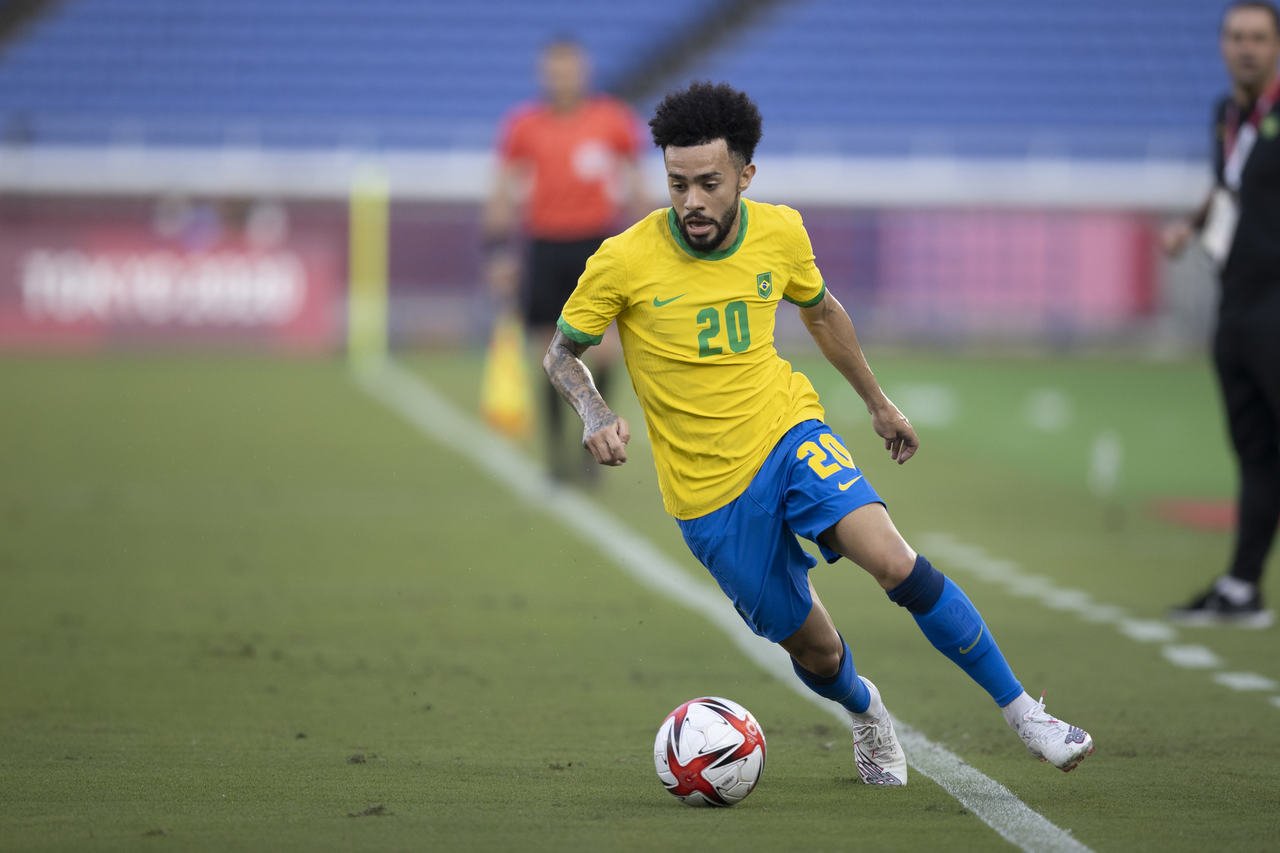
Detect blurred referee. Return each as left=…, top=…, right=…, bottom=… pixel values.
left=483, top=37, right=648, bottom=484
left=1163, top=1, right=1280, bottom=627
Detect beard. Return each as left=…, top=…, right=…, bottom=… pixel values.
left=679, top=195, right=740, bottom=251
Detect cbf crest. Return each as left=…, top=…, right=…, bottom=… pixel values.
left=756, top=271, right=773, bottom=299
left=1263, top=113, right=1279, bottom=141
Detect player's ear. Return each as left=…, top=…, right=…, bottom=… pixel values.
left=738, top=163, right=756, bottom=192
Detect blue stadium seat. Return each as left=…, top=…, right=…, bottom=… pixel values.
left=0, top=0, right=1226, bottom=158
left=650, top=0, right=1221, bottom=159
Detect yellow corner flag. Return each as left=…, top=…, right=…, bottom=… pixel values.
left=480, top=314, right=533, bottom=438
left=348, top=165, right=389, bottom=369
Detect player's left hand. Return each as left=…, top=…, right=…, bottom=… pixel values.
left=870, top=401, right=918, bottom=464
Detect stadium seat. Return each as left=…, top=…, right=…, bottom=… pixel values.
left=0, top=0, right=1223, bottom=158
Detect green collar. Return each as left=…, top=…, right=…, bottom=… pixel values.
left=667, top=200, right=748, bottom=260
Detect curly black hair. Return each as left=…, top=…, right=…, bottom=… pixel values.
left=649, top=82, right=763, bottom=167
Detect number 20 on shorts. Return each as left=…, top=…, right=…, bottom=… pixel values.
left=796, top=433, right=857, bottom=479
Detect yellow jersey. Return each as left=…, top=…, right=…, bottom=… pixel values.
left=557, top=197, right=828, bottom=519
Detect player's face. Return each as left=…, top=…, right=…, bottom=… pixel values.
left=540, top=44, right=588, bottom=107
left=1221, top=8, right=1280, bottom=93
left=664, top=140, right=756, bottom=252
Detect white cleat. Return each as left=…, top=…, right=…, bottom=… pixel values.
left=1013, top=694, right=1094, bottom=772
left=848, top=677, right=907, bottom=785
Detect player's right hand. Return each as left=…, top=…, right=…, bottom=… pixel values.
left=584, top=415, right=630, bottom=466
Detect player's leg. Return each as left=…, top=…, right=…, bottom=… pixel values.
left=784, top=422, right=1093, bottom=771
left=778, top=582, right=868, bottom=713
left=820, top=504, right=1024, bottom=706
left=821, top=503, right=1093, bottom=771
left=778, top=581, right=907, bottom=786
left=676, top=422, right=906, bottom=784
left=783, top=428, right=1025, bottom=707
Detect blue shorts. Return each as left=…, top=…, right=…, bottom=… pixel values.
left=676, top=419, right=883, bottom=643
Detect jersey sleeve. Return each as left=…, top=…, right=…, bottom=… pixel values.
left=780, top=206, right=827, bottom=307
left=556, top=238, right=628, bottom=345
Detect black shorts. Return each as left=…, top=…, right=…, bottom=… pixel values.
left=521, top=236, right=606, bottom=329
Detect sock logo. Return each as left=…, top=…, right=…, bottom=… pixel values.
left=957, top=625, right=984, bottom=655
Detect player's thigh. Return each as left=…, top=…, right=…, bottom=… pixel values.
left=779, top=422, right=915, bottom=586
left=819, top=503, right=917, bottom=590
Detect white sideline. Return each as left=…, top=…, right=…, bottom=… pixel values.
left=355, top=359, right=1090, bottom=853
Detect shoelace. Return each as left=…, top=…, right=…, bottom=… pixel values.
left=851, top=717, right=891, bottom=756
left=1020, top=694, right=1063, bottom=739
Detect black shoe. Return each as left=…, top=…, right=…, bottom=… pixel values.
left=1168, top=585, right=1274, bottom=628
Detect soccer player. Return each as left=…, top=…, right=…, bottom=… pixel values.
left=544, top=82, right=1093, bottom=785
left=484, top=37, right=648, bottom=483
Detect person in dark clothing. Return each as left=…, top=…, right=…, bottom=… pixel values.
left=1163, top=1, right=1280, bottom=627
left=483, top=38, right=648, bottom=484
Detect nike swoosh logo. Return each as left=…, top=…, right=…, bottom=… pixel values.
left=957, top=625, right=983, bottom=655
left=652, top=294, right=686, bottom=307
left=837, top=475, right=863, bottom=491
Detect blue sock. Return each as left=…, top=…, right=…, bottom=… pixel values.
left=888, top=555, right=1023, bottom=707
left=791, top=637, right=871, bottom=714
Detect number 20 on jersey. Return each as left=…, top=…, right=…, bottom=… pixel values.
left=696, top=300, right=752, bottom=357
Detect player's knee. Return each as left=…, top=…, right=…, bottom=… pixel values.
left=797, top=644, right=842, bottom=679
left=782, top=629, right=843, bottom=678
left=805, top=629, right=846, bottom=677
left=861, top=547, right=917, bottom=590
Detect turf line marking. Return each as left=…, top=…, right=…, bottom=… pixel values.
left=1025, top=388, right=1072, bottom=433
left=355, top=360, right=1090, bottom=853
left=1214, top=672, right=1278, bottom=692
left=917, top=532, right=1280, bottom=705
left=1162, top=645, right=1222, bottom=669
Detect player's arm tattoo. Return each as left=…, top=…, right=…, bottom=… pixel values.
left=543, top=329, right=617, bottom=436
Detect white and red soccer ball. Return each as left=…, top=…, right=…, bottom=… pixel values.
left=653, top=696, right=766, bottom=807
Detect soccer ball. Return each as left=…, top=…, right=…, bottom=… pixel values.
left=653, top=696, right=766, bottom=807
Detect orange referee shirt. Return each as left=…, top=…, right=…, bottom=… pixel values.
left=498, top=96, right=642, bottom=241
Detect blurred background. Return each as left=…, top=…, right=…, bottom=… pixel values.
left=0, top=0, right=1225, bottom=356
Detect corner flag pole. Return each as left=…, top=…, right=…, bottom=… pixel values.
left=348, top=165, right=390, bottom=370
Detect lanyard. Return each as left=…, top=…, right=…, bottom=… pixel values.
left=1223, top=76, right=1280, bottom=191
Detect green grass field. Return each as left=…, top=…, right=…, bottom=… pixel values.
left=3, top=348, right=1278, bottom=852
